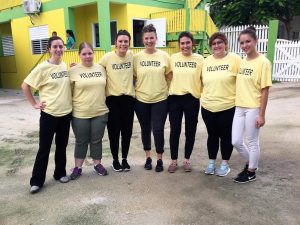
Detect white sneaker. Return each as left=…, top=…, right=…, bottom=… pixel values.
left=59, top=176, right=70, bottom=183
left=30, top=185, right=40, bottom=194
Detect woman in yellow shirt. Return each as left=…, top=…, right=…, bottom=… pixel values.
left=201, top=32, right=241, bottom=177
left=69, top=42, right=109, bottom=179
left=100, top=30, right=134, bottom=172
left=168, top=32, right=203, bottom=173
left=21, top=36, right=72, bottom=194
left=134, top=24, right=171, bottom=172
left=232, top=27, right=272, bottom=183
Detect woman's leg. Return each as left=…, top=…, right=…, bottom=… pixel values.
left=30, top=111, right=56, bottom=187
left=106, top=96, right=121, bottom=161
left=232, top=107, right=249, bottom=162
left=183, top=94, right=200, bottom=160
left=53, top=113, right=71, bottom=180
left=168, top=95, right=183, bottom=161
left=244, top=108, right=260, bottom=170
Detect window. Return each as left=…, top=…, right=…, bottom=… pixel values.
left=92, top=21, right=118, bottom=48
left=1, top=35, right=15, bottom=56
left=292, top=31, right=300, bottom=40
left=29, top=25, right=49, bottom=54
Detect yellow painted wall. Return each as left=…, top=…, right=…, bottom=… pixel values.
left=1, top=8, right=65, bottom=88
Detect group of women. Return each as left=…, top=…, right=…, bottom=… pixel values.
left=22, top=24, right=272, bottom=194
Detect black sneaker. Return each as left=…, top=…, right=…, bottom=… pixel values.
left=234, top=171, right=256, bottom=183
left=237, top=164, right=249, bottom=177
left=155, top=159, right=164, bottom=172
left=112, top=160, right=123, bottom=172
left=122, top=159, right=131, bottom=172
left=144, top=157, right=152, bottom=170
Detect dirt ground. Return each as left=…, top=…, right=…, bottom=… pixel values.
left=0, top=82, right=300, bottom=225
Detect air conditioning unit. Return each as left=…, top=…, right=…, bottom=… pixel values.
left=23, top=0, right=41, bottom=14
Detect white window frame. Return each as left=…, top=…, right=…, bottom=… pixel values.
left=29, top=25, right=49, bottom=54
left=92, top=21, right=118, bottom=48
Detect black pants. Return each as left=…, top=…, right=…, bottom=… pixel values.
left=201, top=107, right=235, bottom=160
left=135, top=99, right=168, bottom=154
left=168, top=94, right=200, bottom=160
left=106, top=95, right=134, bottom=160
left=30, top=111, right=71, bottom=187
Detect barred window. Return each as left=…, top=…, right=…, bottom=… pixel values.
left=1, top=35, right=15, bottom=56
left=29, top=25, right=49, bottom=54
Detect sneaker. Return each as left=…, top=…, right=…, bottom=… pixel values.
left=94, top=164, right=108, bottom=176
left=168, top=161, right=177, bottom=173
left=112, top=160, right=123, bottom=172
left=122, top=159, right=131, bottom=172
left=216, top=164, right=231, bottom=177
left=155, top=159, right=164, bottom=172
left=234, top=171, right=256, bottom=183
left=30, top=185, right=40, bottom=194
left=70, top=167, right=82, bottom=180
left=237, top=164, right=249, bottom=177
left=204, top=162, right=215, bottom=175
left=59, top=176, right=70, bottom=183
left=144, top=157, right=152, bottom=170
left=183, top=161, right=192, bottom=172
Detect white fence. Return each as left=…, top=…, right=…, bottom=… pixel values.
left=273, top=39, right=300, bottom=81
left=219, top=25, right=269, bottom=58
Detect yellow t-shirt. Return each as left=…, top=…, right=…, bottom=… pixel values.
left=99, top=50, right=135, bottom=97
left=201, top=52, right=241, bottom=112
left=236, top=54, right=272, bottom=108
left=69, top=63, right=109, bottom=118
left=133, top=49, right=171, bottom=103
left=169, top=52, right=204, bottom=98
left=24, top=60, right=72, bottom=117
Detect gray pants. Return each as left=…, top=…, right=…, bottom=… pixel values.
left=72, top=114, right=108, bottom=160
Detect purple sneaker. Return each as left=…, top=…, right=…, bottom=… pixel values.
left=70, top=167, right=82, bottom=180
left=94, top=164, right=108, bottom=176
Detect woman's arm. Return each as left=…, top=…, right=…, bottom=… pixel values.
left=256, top=87, right=269, bottom=128
left=21, top=82, right=46, bottom=110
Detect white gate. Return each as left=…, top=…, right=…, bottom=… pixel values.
left=273, top=40, right=300, bottom=81
left=220, top=25, right=269, bottom=58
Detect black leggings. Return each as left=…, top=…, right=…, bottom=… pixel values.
left=201, top=107, right=235, bottom=160
left=30, top=111, right=71, bottom=187
left=135, top=99, right=168, bottom=154
left=106, top=95, right=134, bottom=160
left=168, top=94, right=200, bottom=160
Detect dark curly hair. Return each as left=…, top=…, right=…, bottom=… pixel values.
left=142, top=24, right=157, bottom=36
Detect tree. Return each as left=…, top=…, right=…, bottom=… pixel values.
left=209, top=0, right=300, bottom=39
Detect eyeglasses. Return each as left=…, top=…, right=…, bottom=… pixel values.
left=211, top=41, right=224, bottom=46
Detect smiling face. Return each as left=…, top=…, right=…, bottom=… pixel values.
left=211, top=38, right=226, bottom=57
left=49, top=39, right=64, bottom=59
left=179, top=36, right=193, bottom=56
left=79, top=47, right=94, bottom=67
left=115, top=35, right=130, bottom=56
left=239, top=34, right=257, bottom=56
left=143, top=32, right=157, bottom=51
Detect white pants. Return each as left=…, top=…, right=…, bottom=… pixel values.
left=232, top=107, right=260, bottom=169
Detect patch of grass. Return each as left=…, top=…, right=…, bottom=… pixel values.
left=0, top=147, right=14, bottom=167
left=59, top=205, right=107, bottom=225
left=26, top=131, right=39, bottom=139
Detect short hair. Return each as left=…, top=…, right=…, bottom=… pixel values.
left=209, top=32, right=228, bottom=51
left=47, top=36, right=64, bottom=49
left=239, top=26, right=257, bottom=41
left=116, top=29, right=131, bottom=42
left=78, top=42, right=93, bottom=54
left=142, top=24, right=157, bottom=36
left=178, top=31, right=194, bottom=43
